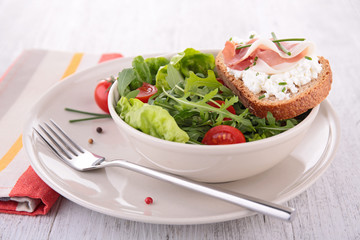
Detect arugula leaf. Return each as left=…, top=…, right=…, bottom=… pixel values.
left=242, top=112, right=299, bottom=141
left=184, top=70, right=221, bottom=94
left=160, top=87, right=250, bottom=127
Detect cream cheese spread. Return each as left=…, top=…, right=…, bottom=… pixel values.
left=226, top=56, right=322, bottom=100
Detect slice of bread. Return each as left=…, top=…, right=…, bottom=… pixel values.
left=215, top=53, right=332, bottom=120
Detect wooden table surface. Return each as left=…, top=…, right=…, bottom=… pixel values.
left=1, top=0, right=359, bottom=239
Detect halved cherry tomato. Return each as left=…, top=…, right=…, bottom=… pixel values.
left=202, top=125, right=246, bottom=145
left=216, top=78, right=226, bottom=94
left=207, top=100, right=236, bottom=120
left=94, top=79, right=113, bottom=113
left=216, top=78, right=225, bottom=85
left=136, top=82, right=158, bottom=103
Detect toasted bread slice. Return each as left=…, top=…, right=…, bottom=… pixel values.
left=215, top=53, right=332, bottom=120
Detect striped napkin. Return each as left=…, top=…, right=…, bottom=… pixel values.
left=0, top=50, right=123, bottom=215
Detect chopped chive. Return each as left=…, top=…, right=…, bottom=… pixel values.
left=282, top=87, right=286, bottom=92
left=229, top=37, right=233, bottom=41
left=236, top=44, right=252, bottom=50
left=278, top=82, right=287, bottom=85
left=69, top=115, right=111, bottom=123
left=249, top=34, right=255, bottom=39
left=271, top=32, right=291, bottom=56
left=245, top=66, right=250, bottom=70
left=253, top=56, right=258, bottom=66
left=256, top=72, right=259, bottom=76
left=272, top=38, right=305, bottom=43
left=305, top=56, right=312, bottom=60
left=267, top=75, right=271, bottom=79
left=258, top=95, right=265, bottom=100
left=65, top=107, right=111, bottom=123
left=65, top=108, right=111, bottom=117
left=236, top=36, right=305, bottom=50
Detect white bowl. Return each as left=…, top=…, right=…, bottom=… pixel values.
left=108, top=51, right=320, bottom=183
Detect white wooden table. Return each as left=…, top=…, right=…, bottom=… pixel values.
left=1, top=0, right=359, bottom=239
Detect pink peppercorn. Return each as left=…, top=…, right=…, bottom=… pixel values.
left=144, top=197, right=153, bottom=204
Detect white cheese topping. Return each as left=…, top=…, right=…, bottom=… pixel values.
left=226, top=56, right=322, bottom=100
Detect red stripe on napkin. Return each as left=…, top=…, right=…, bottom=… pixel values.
left=0, top=200, right=18, bottom=213
left=98, top=53, right=123, bottom=63
left=0, top=54, right=21, bottom=84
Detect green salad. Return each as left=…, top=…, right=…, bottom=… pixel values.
left=114, top=48, right=304, bottom=145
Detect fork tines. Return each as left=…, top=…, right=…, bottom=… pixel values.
left=33, top=120, right=84, bottom=161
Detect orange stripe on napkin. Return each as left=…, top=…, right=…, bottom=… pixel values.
left=0, top=135, right=22, bottom=172
left=61, top=53, right=84, bottom=79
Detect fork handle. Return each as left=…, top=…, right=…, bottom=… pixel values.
left=100, top=160, right=295, bottom=222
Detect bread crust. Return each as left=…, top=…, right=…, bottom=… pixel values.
left=215, top=53, right=332, bottom=120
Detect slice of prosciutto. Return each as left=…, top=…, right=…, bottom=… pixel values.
left=222, top=38, right=315, bottom=74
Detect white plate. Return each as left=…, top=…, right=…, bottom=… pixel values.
left=23, top=53, right=340, bottom=225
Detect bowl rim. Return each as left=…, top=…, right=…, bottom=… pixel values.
left=108, top=50, right=320, bottom=153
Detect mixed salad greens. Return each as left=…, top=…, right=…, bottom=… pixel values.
left=114, top=48, right=305, bottom=145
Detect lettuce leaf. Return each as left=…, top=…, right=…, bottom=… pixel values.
left=170, top=48, right=215, bottom=77
left=145, top=57, right=169, bottom=83
left=116, top=97, right=189, bottom=143
left=155, top=65, right=170, bottom=92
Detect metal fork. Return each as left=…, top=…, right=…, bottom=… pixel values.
left=33, top=120, right=295, bottom=222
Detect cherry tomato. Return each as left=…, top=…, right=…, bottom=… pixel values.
left=202, top=125, right=246, bottom=145
left=136, top=82, right=158, bottom=103
left=94, top=79, right=113, bottom=113
left=207, top=100, right=236, bottom=120
left=216, top=78, right=228, bottom=93
left=216, top=78, right=225, bottom=85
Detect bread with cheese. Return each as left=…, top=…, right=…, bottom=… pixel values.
left=215, top=53, right=332, bottom=120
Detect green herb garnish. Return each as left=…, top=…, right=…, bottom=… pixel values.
left=253, top=56, right=258, bottom=66
left=258, top=95, right=266, bottom=100
left=271, top=32, right=291, bottom=56
left=65, top=108, right=111, bottom=123
left=236, top=33, right=305, bottom=50
left=305, top=56, right=312, bottom=60
left=278, top=82, right=287, bottom=85
left=282, top=87, right=286, bottom=92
